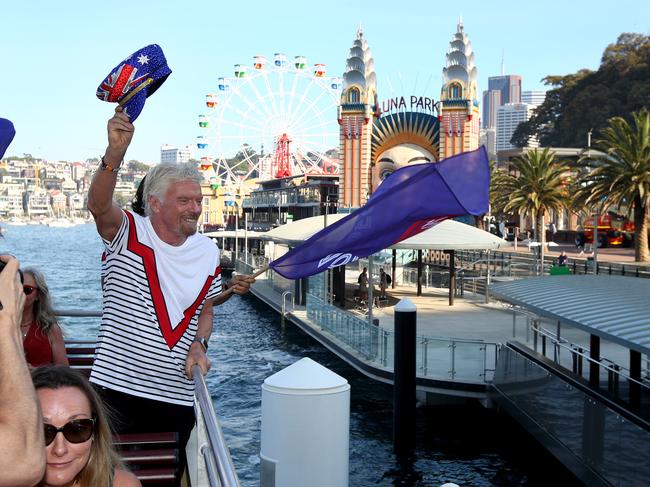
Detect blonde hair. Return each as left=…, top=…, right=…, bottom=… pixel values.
left=23, top=267, right=58, bottom=335
left=32, top=366, right=125, bottom=487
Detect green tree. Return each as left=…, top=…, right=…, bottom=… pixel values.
left=492, top=148, right=571, bottom=264
left=127, top=160, right=150, bottom=172
left=575, top=110, right=650, bottom=261
left=512, top=33, right=650, bottom=148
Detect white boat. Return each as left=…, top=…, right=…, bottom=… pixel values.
left=7, top=217, right=27, bottom=226
left=48, top=218, right=76, bottom=228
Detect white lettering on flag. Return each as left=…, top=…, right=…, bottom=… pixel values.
left=318, top=253, right=359, bottom=270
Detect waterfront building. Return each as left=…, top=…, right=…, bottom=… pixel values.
left=68, top=192, right=85, bottom=213
left=338, top=29, right=377, bottom=208
left=242, top=174, right=338, bottom=232
left=0, top=180, right=24, bottom=217
left=160, top=144, right=193, bottom=164
left=521, top=90, right=546, bottom=108
left=25, top=188, right=52, bottom=218
left=438, top=20, right=480, bottom=159
left=482, top=74, right=522, bottom=129
left=71, top=161, right=85, bottom=181
left=50, top=191, right=67, bottom=215
left=199, top=181, right=229, bottom=231
left=495, top=102, right=538, bottom=152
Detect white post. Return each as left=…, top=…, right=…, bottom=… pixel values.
left=486, top=249, right=491, bottom=286
left=368, top=255, right=374, bottom=325
left=245, top=212, right=249, bottom=265
left=540, top=214, right=545, bottom=275
left=234, top=209, right=239, bottom=266
left=260, top=358, right=350, bottom=487
left=593, top=211, right=598, bottom=274
left=514, top=227, right=518, bottom=251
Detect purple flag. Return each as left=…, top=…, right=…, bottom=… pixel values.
left=269, top=146, right=490, bottom=279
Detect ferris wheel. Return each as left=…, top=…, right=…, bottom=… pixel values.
left=196, top=53, right=342, bottom=187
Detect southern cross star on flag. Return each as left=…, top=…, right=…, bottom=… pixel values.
left=268, top=146, right=490, bottom=280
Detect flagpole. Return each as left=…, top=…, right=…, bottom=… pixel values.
left=218, top=264, right=268, bottom=300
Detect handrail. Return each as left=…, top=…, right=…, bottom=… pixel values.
left=533, top=324, right=650, bottom=391
left=192, top=365, right=241, bottom=487
left=54, top=309, right=102, bottom=317
left=281, top=291, right=294, bottom=316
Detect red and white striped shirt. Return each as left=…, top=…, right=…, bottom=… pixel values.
left=90, top=210, right=221, bottom=406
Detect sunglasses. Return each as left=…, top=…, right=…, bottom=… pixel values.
left=23, top=285, right=37, bottom=295
left=44, top=418, right=95, bottom=446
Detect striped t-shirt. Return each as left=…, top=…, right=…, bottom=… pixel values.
left=90, top=210, right=221, bottom=406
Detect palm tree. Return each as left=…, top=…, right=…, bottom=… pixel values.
left=492, top=148, right=571, bottom=268
left=575, top=109, right=650, bottom=262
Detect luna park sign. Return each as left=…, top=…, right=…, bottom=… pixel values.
left=379, top=96, right=437, bottom=115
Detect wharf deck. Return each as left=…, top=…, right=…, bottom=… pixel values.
left=248, top=269, right=638, bottom=403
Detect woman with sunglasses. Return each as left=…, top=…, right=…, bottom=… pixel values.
left=32, top=365, right=140, bottom=487
left=21, top=267, right=68, bottom=366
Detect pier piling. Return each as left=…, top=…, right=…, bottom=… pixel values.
left=393, top=298, right=417, bottom=461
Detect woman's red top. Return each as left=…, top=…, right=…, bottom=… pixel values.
left=23, top=322, right=54, bottom=366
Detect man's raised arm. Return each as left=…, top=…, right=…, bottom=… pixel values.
left=87, top=107, right=135, bottom=242
left=0, top=256, right=45, bottom=486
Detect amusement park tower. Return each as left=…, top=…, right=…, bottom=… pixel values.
left=338, top=29, right=378, bottom=208
left=438, top=20, right=480, bottom=158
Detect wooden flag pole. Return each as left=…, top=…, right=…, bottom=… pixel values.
left=219, top=264, right=269, bottom=299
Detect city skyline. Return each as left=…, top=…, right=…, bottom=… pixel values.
left=1, top=0, right=648, bottom=163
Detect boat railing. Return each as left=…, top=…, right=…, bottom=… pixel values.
left=192, top=366, right=241, bottom=487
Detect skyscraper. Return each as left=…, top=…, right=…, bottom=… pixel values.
left=482, top=75, right=522, bottom=129
left=496, top=103, right=537, bottom=152
left=521, top=90, right=547, bottom=108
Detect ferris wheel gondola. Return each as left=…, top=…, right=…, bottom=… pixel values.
left=196, top=51, right=342, bottom=186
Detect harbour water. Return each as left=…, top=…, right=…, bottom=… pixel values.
left=1, top=223, right=576, bottom=486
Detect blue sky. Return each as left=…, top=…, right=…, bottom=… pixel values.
left=1, top=0, right=648, bottom=163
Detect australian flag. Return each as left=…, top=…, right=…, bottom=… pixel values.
left=96, top=44, right=171, bottom=122
left=269, top=146, right=490, bottom=279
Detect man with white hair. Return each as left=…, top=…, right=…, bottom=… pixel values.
left=87, top=108, right=252, bottom=472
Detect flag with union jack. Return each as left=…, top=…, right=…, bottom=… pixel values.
left=97, top=64, right=148, bottom=103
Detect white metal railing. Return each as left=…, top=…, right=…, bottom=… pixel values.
left=306, top=295, right=499, bottom=382
left=282, top=291, right=295, bottom=316
left=192, top=366, right=241, bottom=487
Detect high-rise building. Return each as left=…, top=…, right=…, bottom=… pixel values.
left=479, top=128, right=496, bottom=158
left=496, top=103, right=537, bottom=152
left=160, top=145, right=192, bottom=164
left=482, top=75, right=522, bottom=129
left=521, top=90, right=546, bottom=108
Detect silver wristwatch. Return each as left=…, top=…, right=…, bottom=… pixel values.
left=193, top=336, right=209, bottom=351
